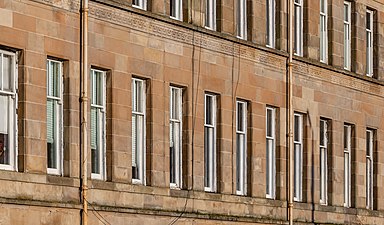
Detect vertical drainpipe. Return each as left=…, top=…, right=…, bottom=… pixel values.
left=287, top=0, right=294, bottom=224
left=81, top=0, right=89, bottom=223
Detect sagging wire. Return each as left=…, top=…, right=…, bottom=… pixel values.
left=167, top=26, right=203, bottom=225
left=167, top=1, right=204, bottom=224
left=85, top=198, right=112, bottom=225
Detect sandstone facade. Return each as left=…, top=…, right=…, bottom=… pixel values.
left=0, top=0, right=384, bottom=224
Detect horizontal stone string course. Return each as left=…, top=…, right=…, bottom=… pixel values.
left=294, top=62, right=384, bottom=97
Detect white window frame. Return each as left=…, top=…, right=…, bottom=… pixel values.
left=0, top=50, right=17, bottom=171
left=366, top=129, right=374, bottom=210
left=266, top=107, right=276, bottom=199
left=205, top=0, right=216, bottom=31
left=266, top=0, right=276, bottom=48
left=170, top=0, right=182, bottom=21
left=170, top=86, right=183, bottom=189
left=294, top=113, right=303, bottom=202
left=204, top=93, right=217, bottom=192
left=132, top=0, right=147, bottom=10
left=319, top=119, right=328, bottom=205
left=344, top=1, right=351, bottom=70
left=294, top=0, right=303, bottom=56
left=236, top=0, right=247, bottom=40
left=132, top=78, right=146, bottom=185
left=90, top=69, right=106, bottom=180
left=46, top=59, right=63, bottom=175
left=366, top=9, right=374, bottom=77
left=343, top=124, right=352, bottom=208
left=236, top=100, right=247, bottom=195
left=320, top=0, right=328, bottom=63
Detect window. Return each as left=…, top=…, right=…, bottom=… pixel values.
left=343, top=124, right=352, bottom=207
left=266, top=0, right=276, bottom=48
left=266, top=107, right=276, bottom=199
left=132, top=0, right=146, bottom=10
left=47, top=59, right=63, bottom=175
left=319, top=119, right=328, bottom=205
left=294, top=0, right=303, bottom=56
left=294, top=113, right=303, bottom=202
left=204, top=93, right=217, bottom=192
left=344, top=1, right=351, bottom=70
left=205, top=0, right=216, bottom=30
left=170, top=86, right=182, bottom=188
left=90, top=69, right=106, bottom=180
left=132, top=78, right=146, bottom=184
left=366, top=9, right=374, bottom=77
left=236, top=0, right=247, bottom=39
left=0, top=50, right=17, bottom=171
left=170, top=0, right=182, bottom=20
left=366, top=129, right=374, bottom=209
left=320, top=0, right=328, bottom=63
left=236, top=100, right=247, bottom=195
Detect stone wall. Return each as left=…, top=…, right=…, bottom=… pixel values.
left=0, top=0, right=384, bottom=224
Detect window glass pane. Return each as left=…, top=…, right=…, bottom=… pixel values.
left=294, top=143, right=301, bottom=200
left=91, top=71, right=97, bottom=105
left=90, top=107, right=100, bottom=174
left=3, top=54, right=12, bottom=92
left=135, top=80, right=143, bottom=113
left=170, top=0, right=176, bottom=17
left=267, top=109, right=273, bottom=137
left=206, top=125, right=215, bottom=189
left=91, top=70, right=104, bottom=106
left=132, top=114, right=137, bottom=169
left=136, top=80, right=142, bottom=112
left=47, top=100, right=55, bottom=142
left=343, top=126, right=348, bottom=149
left=236, top=134, right=241, bottom=191
left=294, top=5, right=299, bottom=53
left=344, top=4, right=348, bottom=22
left=0, top=92, right=10, bottom=164
left=0, top=133, right=8, bottom=165
left=0, top=96, right=8, bottom=134
left=47, top=100, right=56, bottom=169
left=0, top=54, right=2, bottom=90
left=53, top=62, right=60, bottom=97
left=237, top=102, right=244, bottom=132
left=170, top=89, right=175, bottom=119
left=132, top=114, right=144, bottom=180
left=171, top=88, right=180, bottom=120
left=170, top=123, right=175, bottom=184
left=91, top=108, right=97, bottom=149
left=170, top=121, right=180, bottom=184
left=94, top=71, right=100, bottom=105
left=236, top=132, right=246, bottom=193
left=366, top=131, right=370, bottom=156
left=133, top=0, right=141, bottom=7
left=205, top=95, right=212, bottom=125
left=320, top=120, right=325, bottom=146
left=47, top=62, right=52, bottom=96
left=266, top=139, right=273, bottom=194
left=266, top=0, right=270, bottom=23
left=236, top=0, right=241, bottom=36
left=320, top=147, right=326, bottom=200
left=206, top=0, right=211, bottom=27
left=294, top=115, right=300, bottom=142
left=204, top=127, right=212, bottom=187
left=366, top=12, right=371, bottom=30
left=91, top=146, right=100, bottom=174
left=320, top=0, right=325, bottom=13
